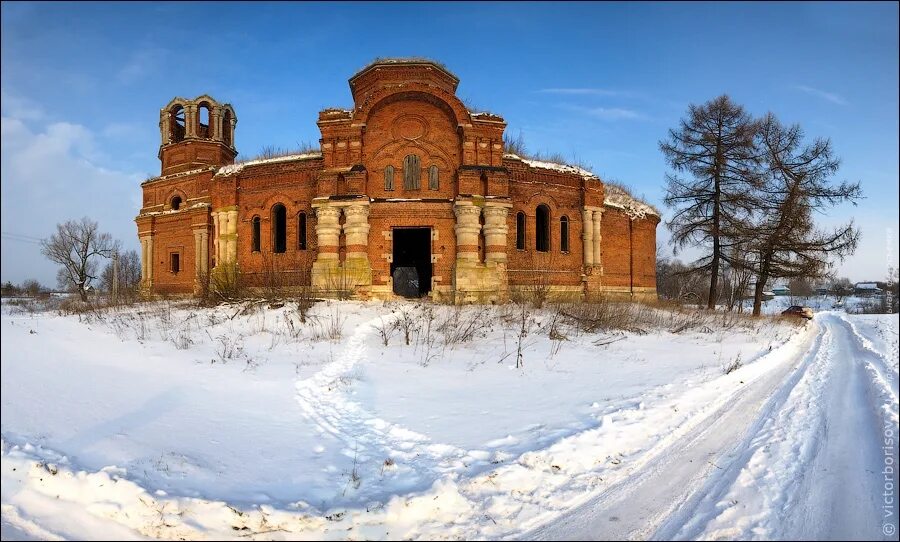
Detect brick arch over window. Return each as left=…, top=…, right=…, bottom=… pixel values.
left=166, top=189, right=187, bottom=210
left=169, top=104, right=186, bottom=143
left=353, top=86, right=472, bottom=128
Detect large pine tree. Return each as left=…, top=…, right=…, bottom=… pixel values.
left=660, top=95, right=761, bottom=309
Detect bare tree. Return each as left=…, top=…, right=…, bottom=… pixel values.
left=41, top=217, right=119, bottom=302
left=746, top=114, right=862, bottom=316
left=660, top=95, right=762, bottom=309
left=101, top=249, right=141, bottom=302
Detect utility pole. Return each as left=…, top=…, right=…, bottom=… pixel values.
left=112, top=250, right=119, bottom=305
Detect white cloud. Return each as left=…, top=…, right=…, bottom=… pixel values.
left=539, top=88, right=628, bottom=97
left=559, top=103, right=647, bottom=121
left=1, top=108, right=143, bottom=285
left=793, top=85, right=848, bottom=105
left=0, top=88, right=45, bottom=120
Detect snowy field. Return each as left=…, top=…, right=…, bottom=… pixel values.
left=1, top=298, right=896, bottom=540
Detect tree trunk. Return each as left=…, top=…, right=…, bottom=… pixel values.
left=78, top=287, right=88, bottom=302
left=752, top=272, right=769, bottom=316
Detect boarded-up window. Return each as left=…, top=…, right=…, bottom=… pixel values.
left=516, top=212, right=526, bottom=250
left=560, top=215, right=569, bottom=252
left=252, top=216, right=261, bottom=252
left=428, top=165, right=439, bottom=190
left=385, top=165, right=394, bottom=191
left=298, top=212, right=307, bottom=250
left=403, top=154, right=420, bottom=190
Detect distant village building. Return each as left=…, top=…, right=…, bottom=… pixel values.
left=772, top=286, right=791, bottom=297
left=135, top=58, right=659, bottom=303
left=854, top=282, right=883, bottom=297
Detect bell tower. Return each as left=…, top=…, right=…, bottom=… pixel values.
left=158, top=95, right=237, bottom=175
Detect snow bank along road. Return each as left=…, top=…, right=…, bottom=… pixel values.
left=533, top=312, right=899, bottom=540
left=1, top=304, right=897, bottom=540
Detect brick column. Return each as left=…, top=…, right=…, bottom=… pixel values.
left=343, top=204, right=370, bottom=261
left=160, top=112, right=170, bottom=145
left=583, top=208, right=594, bottom=267
left=454, top=202, right=482, bottom=263
left=185, top=104, right=197, bottom=138
left=483, top=203, right=510, bottom=263
left=140, top=235, right=154, bottom=287
left=225, top=209, right=238, bottom=263
left=313, top=206, right=341, bottom=261
left=592, top=208, right=603, bottom=270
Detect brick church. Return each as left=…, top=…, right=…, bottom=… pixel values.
left=135, top=58, right=659, bottom=303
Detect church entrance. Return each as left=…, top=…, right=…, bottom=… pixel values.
left=391, top=228, right=432, bottom=297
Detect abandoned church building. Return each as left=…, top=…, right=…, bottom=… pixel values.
left=135, top=59, right=659, bottom=303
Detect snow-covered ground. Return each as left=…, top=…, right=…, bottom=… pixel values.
left=1, top=299, right=896, bottom=540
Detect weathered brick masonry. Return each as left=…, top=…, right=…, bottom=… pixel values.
left=135, top=59, right=659, bottom=302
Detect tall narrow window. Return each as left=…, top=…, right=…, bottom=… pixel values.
left=272, top=204, right=286, bottom=253
left=170, top=253, right=180, bottom=273
left=384, top=165, right=395, bottom=191
left=198, top=103, right=211, bottom=138
left=170, top=105, right=185, bottom=143
left=252, top=216, right=261, bottom=252
left=297, top=212, right=307, bottom=250
left=403, top=154, right=420, bottom=190
left=516, top=212, right=526, bottom=250
left=536, top=204, right=550, bottom=252
left=428, top=165, right=439, bottom=190
left=170, top=195, right=182, bottom=210
left=560, top=215, right=569, bottom=252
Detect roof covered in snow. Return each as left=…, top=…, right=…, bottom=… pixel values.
left=503, top=153, right=597, bottom=179
left=215, top=152, right=323, bottom=177
left=603, top=184, right=660, bottom=219
left=855, top=282, right=882, bottom=290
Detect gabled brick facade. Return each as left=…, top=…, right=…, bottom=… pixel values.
left=135, top=59, right=659, bottom=302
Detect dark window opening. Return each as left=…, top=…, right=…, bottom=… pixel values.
left=272, top=204, right=286, bottom=253
left=560, top=215, right=570, bottom=252
left=536, top=204, right=550, bottom=252
left=170, top=253, right=180, bottom=273
left=223, top=110, right=233, bottom=147
left=391, top=228, right=432, bottom=298
left=403, top=154, right=420, bottom=190
left=428, top=165, right=439, bottom=190
left=198, top=104, right=211, bottom=138
left=298, top=212, right=307, bottom=250
left=385, top=165, right=394, bottom=191
left=252, top=216, right=261, bottom=252
left=516, top=212, right=526, bottom=250
left=170, top=105, right=185, bottom=143
left=171, top=195, right=182, bottom=210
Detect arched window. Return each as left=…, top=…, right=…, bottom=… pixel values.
left=560, top=215, right=570, bottom=252
left=198, top=103, right=211, bottom=138
left=170, top=195, right=182, bottom=211
left=429, top=165, right=439, bottom=190
left=170, top=105, right=185, bottom=143
left=403, top=154, right=420, bottom=190
left=297, top=212, right=307, bottom=250
left=251, top=216, right=261, bottom=252
left=516, top=211, right=526, bottom=250
left=272, top=204, right=286, bottom=253
left=384, top=165, right=394, bottom=191
left=536, top=204, right=550, bottom=252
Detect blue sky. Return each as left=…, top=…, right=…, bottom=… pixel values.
left=2, top=1, right=897, bottom=285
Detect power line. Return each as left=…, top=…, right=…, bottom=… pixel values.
left=1, top=233, right=43, bottom=245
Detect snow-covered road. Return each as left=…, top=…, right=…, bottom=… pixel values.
left=533, top=312, right=899, bottom=540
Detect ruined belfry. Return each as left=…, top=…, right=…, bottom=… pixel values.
left=135, top=59, right=659, bottom=302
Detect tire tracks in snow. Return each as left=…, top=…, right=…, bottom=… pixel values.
left=661, top=313, right=898, bottom=541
